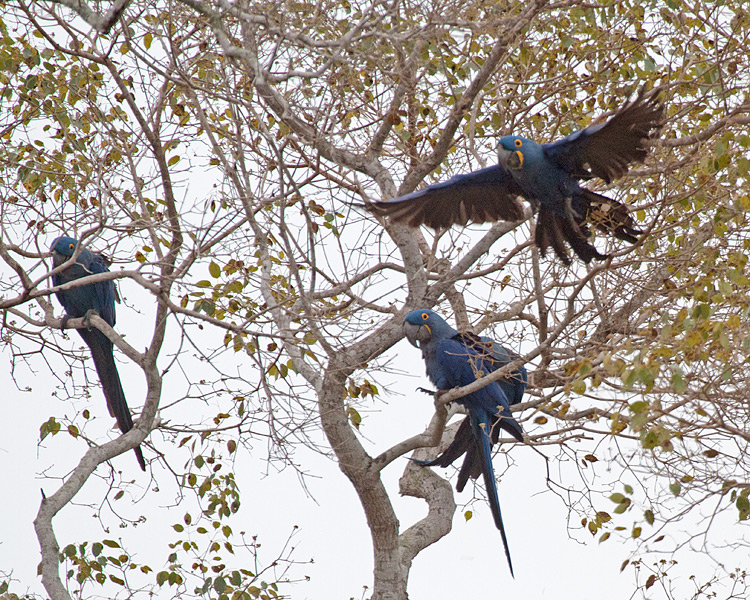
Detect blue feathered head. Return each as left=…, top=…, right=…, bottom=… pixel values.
left=403, top=309, right=457, bottom=347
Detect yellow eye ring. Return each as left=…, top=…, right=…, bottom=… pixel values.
left=421, top=313, right=429, bottom=320
left=69, top=243, right=75, bottom=249
left=514, top=139, right=523, bottom=148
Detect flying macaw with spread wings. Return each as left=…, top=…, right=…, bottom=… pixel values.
left=369, top=89, right=664, bottom=264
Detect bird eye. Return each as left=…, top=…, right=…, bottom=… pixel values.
left=421, top=313, right=429, bottom=320
left=514, top=139, right=523, bottom=148
left=69, top=243, right=75, bottom=249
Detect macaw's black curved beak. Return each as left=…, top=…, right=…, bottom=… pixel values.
left=496, top=145, right=511, bottom=165
left=403, top=321, right=431, bottom=348
left=497, top=146, right=523, bottom=170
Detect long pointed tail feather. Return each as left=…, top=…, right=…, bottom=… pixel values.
left=536, top=189, right=642, bottom=264
left=78, top=328, right=146, bottom=471
left=472, top=414, right=514, bottom=577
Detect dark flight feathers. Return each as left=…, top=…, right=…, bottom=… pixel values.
left=368, top=89, right=664, bottom=264
left=369, top=165, right=525, bottom=229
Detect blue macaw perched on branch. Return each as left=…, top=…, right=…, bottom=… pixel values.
left=369, top=89, right=664, bottom=265
left=50, top=236, right=146, bottom=471
left=404, top=309, right=526, bottom=576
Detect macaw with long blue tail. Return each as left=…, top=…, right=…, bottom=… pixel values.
left=50, top=236, right=146, bottom=471
left=369, top=89, right=664, bottom=265
left=403, top=309, right=526, bottom=576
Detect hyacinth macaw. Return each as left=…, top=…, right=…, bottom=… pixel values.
left=369, top=90, right=664, bottom=264
left=50, top=236, right=146, bottom=471
left=404, top=309, right=526, bottom=576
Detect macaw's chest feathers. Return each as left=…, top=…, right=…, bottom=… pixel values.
left=498, top=138, right=582, bottom=212
left=368, top=88, right=664, bottom=265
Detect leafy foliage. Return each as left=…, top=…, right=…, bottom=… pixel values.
left=1, top=1, right=750, bottom=599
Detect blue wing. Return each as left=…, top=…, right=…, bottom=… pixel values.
left=427, top=335, right=524, bottom=442
left=52, top=248, right=116, bottom=326
left=426, top=336, right=520, bottom=576
left=543, top=89, right=663, bottom=183
left=458, top=332, right=527, bottom=406
left=87, top=251, right=117, bottom=327
left=367, top=165, right=525, bottom=229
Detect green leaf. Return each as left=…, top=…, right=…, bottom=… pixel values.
left=613, top=498, right=631, bottom=514
left=346, top=406, right=362, bottom=430
left=40, top=417, right=60, bottom=441
left=669, top=482, right=681, bottom=496
left=571, top=379, right=586, bottom=395
left=209, top=262, right=221, bottom=278
left=736, top=495, right=750, bottom=520
left=644, top=509, right=655, bottom=525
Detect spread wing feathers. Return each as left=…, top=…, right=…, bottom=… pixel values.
left=582, top=188, right=642, bottom=243
left=544, top=89, right=664, bottom=183
left=79, top=328, right=147, bottom=471
left=367, top=165, right=525, bottom=229
left=536, top=189, right=644, bottom=265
